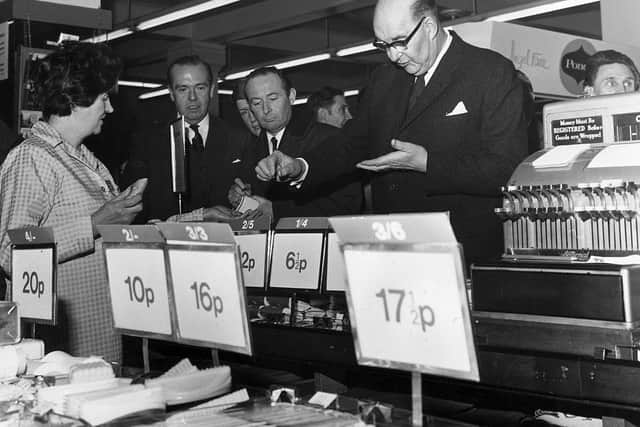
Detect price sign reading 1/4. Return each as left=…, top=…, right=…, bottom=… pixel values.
left=342, top=249, right=476, bottom=378
left=168, top=250, right=248, bottom=349
left=11, top=247, right=55, bottom=322
left=235, top=234, right=267, bottom=288
left=104, top=248, right=172, bottom=335
left=269, top=233, right=323, bottom=290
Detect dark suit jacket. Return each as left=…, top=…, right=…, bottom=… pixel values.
left=122, top=115, right=252, bottom=222
left=247, top=117, right=362, bottom=221
left=303, top=32, right=529, bottom=264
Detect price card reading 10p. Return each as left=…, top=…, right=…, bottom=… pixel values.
left=8, top=227, right=56, bottom=324
left=99, top=225, right=173, bottom=338
left=157, top=223, right=252, bottom=355
left=329, top=213, right=479, bottom=382
left=269, top=217, right=327, bottom=290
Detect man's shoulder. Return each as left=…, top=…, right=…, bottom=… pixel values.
left=452, top=31, right=515, bottom=70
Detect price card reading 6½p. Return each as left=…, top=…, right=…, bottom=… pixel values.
left=157, top=223, right=252, bottom=355
left=329, top=213, right=479, bottom=382
left=269, top=217, right=327, bottom=290
left=99, top=225, right=173, bottom=338
left=9, top=227, right=56, bottom=324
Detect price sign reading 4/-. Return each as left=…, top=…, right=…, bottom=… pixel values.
left=9, top=227, right=56, bottom=324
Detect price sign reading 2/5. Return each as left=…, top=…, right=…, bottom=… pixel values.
left=168, top=249, right=247, bottom=349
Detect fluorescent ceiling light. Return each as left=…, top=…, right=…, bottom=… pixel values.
left=139, top=87, right=232, bottom=99
left=486, top=0, right=599, bottom=22
left=137, top=0, right=241, bottom=31
left=119, top=80, right=162, bottom=88
left=336, top=43, right=376, bottom=57
left=293, top=97, right=308, bottom=105
left=344, top=89, right=359, bottom=97
left=225, top=53, right=331, bottom=81
left=85, top=28, right=133, bottom=43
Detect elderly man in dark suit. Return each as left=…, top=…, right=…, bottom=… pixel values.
left=255, top=0, right=529, bottom=264
left=230, top=67, right=361, bottom=220
left=122, top=55, right=250, bottom=222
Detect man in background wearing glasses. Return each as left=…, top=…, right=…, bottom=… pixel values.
left=255, top=0, right=529, bottom=264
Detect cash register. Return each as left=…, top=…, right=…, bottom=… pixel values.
left=471, top=92, right=640, bottom=406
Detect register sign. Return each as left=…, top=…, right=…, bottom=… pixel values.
left=551, top=115, right=603, bottom=145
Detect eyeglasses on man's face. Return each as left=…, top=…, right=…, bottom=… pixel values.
left=373, top=16, right=426, bottom=52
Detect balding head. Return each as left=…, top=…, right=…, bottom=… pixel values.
left=373, top=0, right=443, bottom=77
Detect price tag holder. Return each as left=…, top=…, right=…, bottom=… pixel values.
left=269, top=217, right=328, bottom=291
left=8, top=227, right=56, bottom=325
left=230, top=216, right=271, bottom=289
left=324, top=231, right=347, bottom=292
left=329, top=213, right=478, bottom=382
left=99, top=225, right=173, bottom=339
left=156, top=222, right=252, bottom=355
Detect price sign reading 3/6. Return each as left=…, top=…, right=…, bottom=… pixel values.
left=104, top=248, right=172, bottom=335
left=168, top=250, right=247, bottom=348
left=270, top=233, right=323, bottom=289
left=343, top=250, right=471, bottom=374
left=235, top=234, right=267, bottom=288
left=12, top=248, right=54, bottom=321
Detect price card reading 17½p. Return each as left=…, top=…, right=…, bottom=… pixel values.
left=168, top=249, right=249, bottom=351
left=342, top=247, right=478, bottom=381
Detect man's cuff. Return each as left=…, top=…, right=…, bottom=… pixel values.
left=289, top=158, right=309, bottom=189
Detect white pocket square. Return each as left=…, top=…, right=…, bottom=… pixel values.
left=446, top=101, right=468, bottom=116
left=232, top=158, right=242, bottom=164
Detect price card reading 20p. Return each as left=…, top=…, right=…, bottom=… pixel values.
left=230, top=216, right=271, bottom=289
left=157, top=223, right=252, bottom=355
left=269, top=217, right=327, bottom=290
left=99, top=225, right=173, bottom=338
left=329, top=213, right=479, bottom=382
left=9, top=227, right=56, bottom=324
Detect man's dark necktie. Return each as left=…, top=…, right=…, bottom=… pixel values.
left=190, top=123, right=204, bottom=152
left=407, top=76, right=425, bottom=112
left=269, top=136, right=278, bottom=154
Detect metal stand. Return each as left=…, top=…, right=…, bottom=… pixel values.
left=412, top=371, right=423, bottom=426
left=178, top=193, right=183, bottom=215
left=30, top=322, right=36, bottom=339
left=142, top=337, right=150, bottom=373
left=211, top=349, right=220, bottom=367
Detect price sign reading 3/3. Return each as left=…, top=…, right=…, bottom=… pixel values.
left=12, top=248, right=54, bottom=322
left=168, top=250, right=247, bottom=349
left=104, top=248, right=172, bottom=335
left=269, top=233, right=323, bottom=289
left=235, top=234, right=267, bottom=288
left=325, top=233, right=347, bottom=292
left=343, top=249, right=472, bottom=375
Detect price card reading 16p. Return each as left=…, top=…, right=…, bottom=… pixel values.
left=157, top=223, right=252, bottom=355
left=100, top=225, right=173, bottom=337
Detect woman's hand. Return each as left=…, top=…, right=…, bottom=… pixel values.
left=91, top=190, right=143, bottom=234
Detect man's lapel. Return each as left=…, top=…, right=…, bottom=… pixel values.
left=401, top=32, right=464, bottom=129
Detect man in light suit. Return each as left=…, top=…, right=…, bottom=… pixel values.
left=255, top=0, right=529, bottom=264
left=122, top=55, right=251, bottom=222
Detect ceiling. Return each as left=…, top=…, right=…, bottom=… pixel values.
left=97, top=0, right=602, bottom=97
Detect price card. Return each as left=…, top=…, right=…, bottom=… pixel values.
left=325, top=232, right=347, bottom=292
left=157, top=222, right=252, bottom=355
left=8, top=227, right=56, bottom=324
left=99, top=225, right=173, bottom=337
left=269, top=233, right=324, bottom=290
left=167, top=250, right=250, bottom=352
left=330, top=214, right=478, bottom=382
left=235, top=234, right=267, bottom=288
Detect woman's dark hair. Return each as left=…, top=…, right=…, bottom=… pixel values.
left=37, top=42, right=122, bottom=120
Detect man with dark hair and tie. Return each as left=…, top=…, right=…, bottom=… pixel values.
left=255, top=0, right=529, bottom=264
left=123, top=55, right=250, bottom=222
left=229, top=66, right=361, bottom=220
